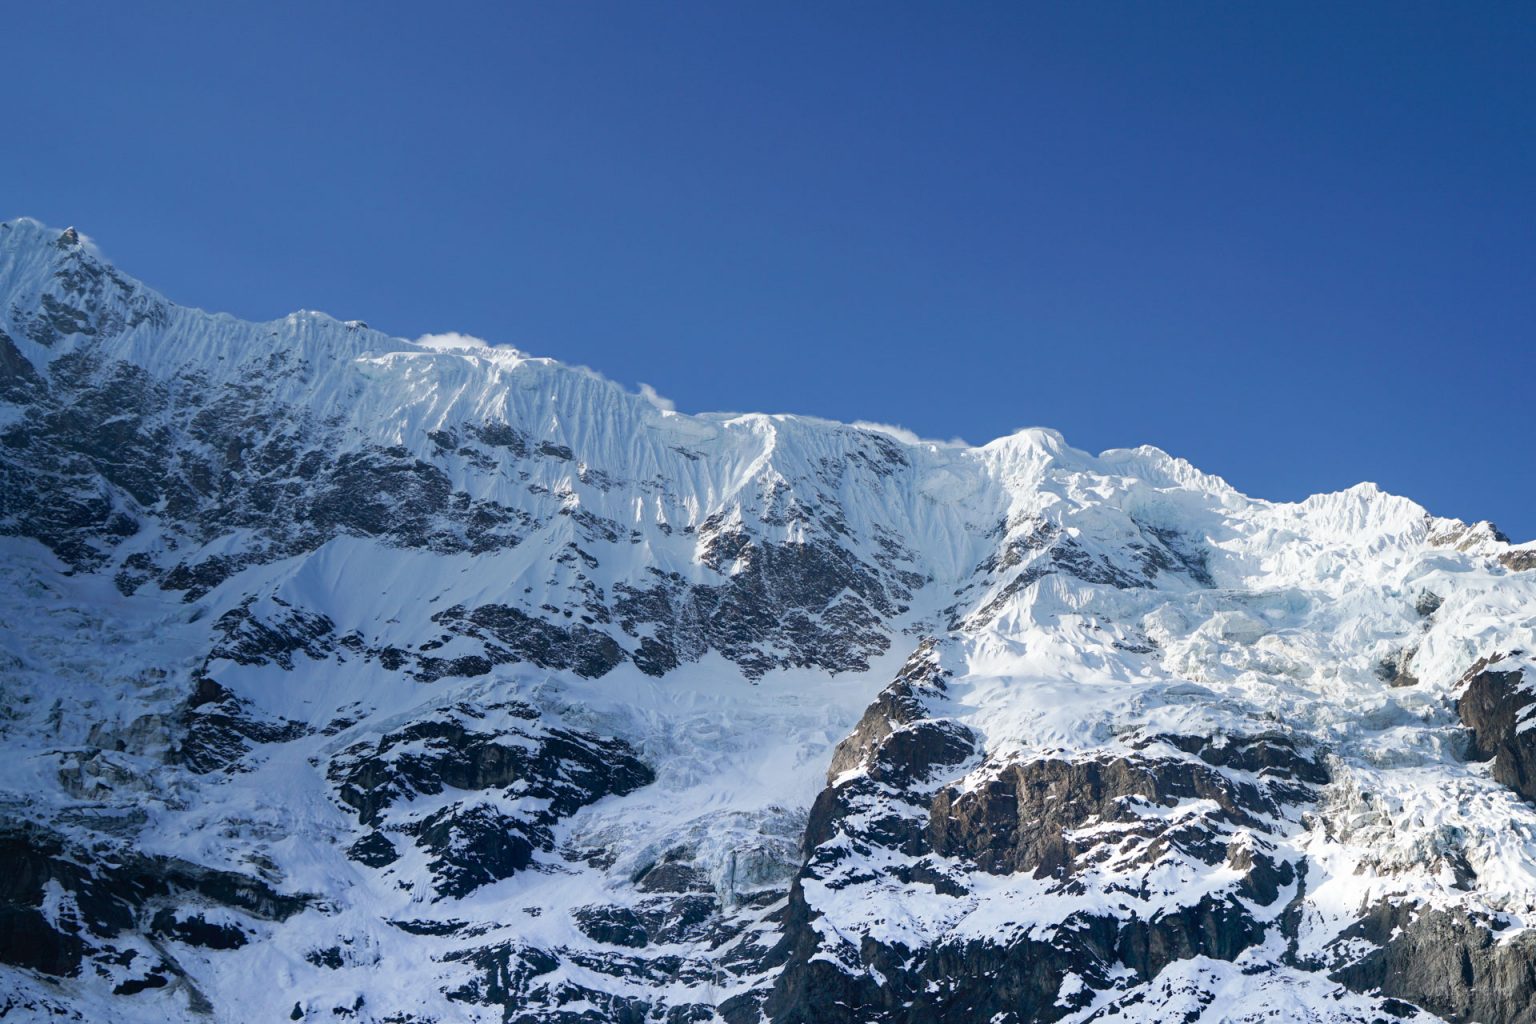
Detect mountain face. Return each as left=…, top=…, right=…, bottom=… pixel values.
left=1, top=217, right=1535, bottom=1024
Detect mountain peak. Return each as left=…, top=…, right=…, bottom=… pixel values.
left=2, top=219, right=1536, bottom=1024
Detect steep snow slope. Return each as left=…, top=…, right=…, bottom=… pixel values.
left=2, top=216, right=1535, bottom=1024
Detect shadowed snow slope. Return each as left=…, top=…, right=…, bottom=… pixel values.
left=2, top=217, right=1535, bottom=1023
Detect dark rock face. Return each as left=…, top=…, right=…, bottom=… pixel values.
left=1154, top=730, right=1332, bottom=791
left=1458, top=652, right=1536, bottom=802
left=149, top=909, right=249, bottom=950
left=574, top=905, right=651, bottom=948
left=1375, top=646, right=1422, bottom=688
left=0, top=241, right=534, bottom=585
left=410, top=803, right=541, bottom=899
left=475, top=894, right=776, bottom=1022
left=614, top=533, right=917, bottom=680
left=825, top=638, right=964, bottom=782
left=327, top=702, right=653, bottom=897
left=928, top=754, right=1292, bottom=879
left=2, top=346, right=531, bottom=587
left=0, top=822, right=304, bottom=983
left=10, top=230, right=168, bottom=351
left=954, top=515, right=1215, bottom=632
left=346, top=831, right=400, bottom=868
left=430, top=603, right=626, bottom=679
left=1328, top=902, right=1536, bottom=1024
left=210, top=596, right=337, bottom=669
left=0, top=328, right=45, bottom=402
left=1500, top=548, right=1536, bottom=572
left=0, top=357, right=150, bottom=570
left=766, top=646, right=1327, bottom=1024
left=174, top=676, right=308, bottom=774
left=446, top=904, right=780, bottom=1024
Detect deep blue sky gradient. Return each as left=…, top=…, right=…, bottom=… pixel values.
left=6, top=3, right=1534, bottom=536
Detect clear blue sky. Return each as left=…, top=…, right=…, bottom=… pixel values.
left=6, top=3, right=1533, bottom=537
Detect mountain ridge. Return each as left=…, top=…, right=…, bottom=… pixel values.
left=0, top=216, right=1450, bottom=527
left=3, top=216, right=1536, bottom=1024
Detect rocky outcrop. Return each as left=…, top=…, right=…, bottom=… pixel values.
left=0, top=821, right=306, bottom=985
left=1328, top=902, right=1536, bottom=1024
left=614, top=532, right=918, bottom=680
left=928, top=753, right=1296, bottom=879
left=446, top=882, right=782, bottom=1024
left=958, top=515, right=1215, bottom=630
left=174, top=676, right=308, bottom=774
left=1458, top=652, right=1536, bottom=802
left=429, top=602, right=626, bottom=680
left=327, top=703, right=653, bottom=897
left=209, top=596, right=337, bottom=669
left=1501, top=547, right=1536, bottom=572
left=1376, top=645, right=1422, bottom=688
left=825, top=638, right=969, bottom=782
left=767, top=644, right=1328, bottom=1024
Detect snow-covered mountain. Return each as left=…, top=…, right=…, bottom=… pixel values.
left=3, top=216, right=1535, bottom=1023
